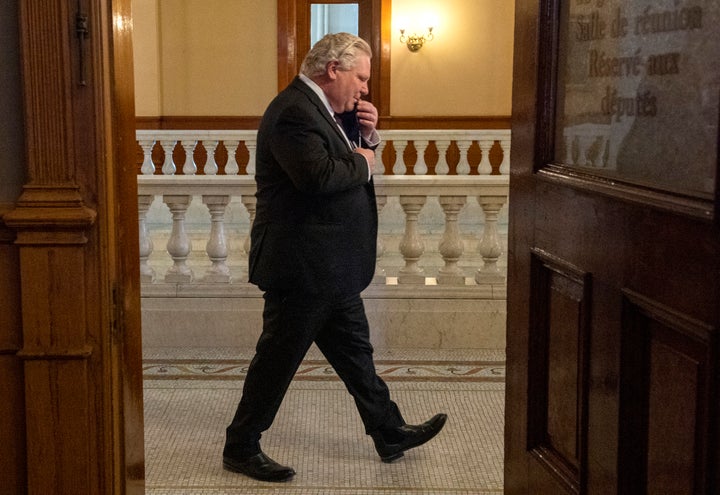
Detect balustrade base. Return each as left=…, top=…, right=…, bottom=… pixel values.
left=203, top=271, right=232, bottom=283
left=164, top=273, right=193, bottom=283
left=141, top=283, right=507, bottom=350
left=397, top=272, right=426, bottom=284
left=475, top=272, right=506, bottom=285
left=436, top=272, right=467, bottom=286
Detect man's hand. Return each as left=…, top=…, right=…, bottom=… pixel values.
left=355, top=100, right=378, bottom=139
left=354, top=147, right=376, bottom=174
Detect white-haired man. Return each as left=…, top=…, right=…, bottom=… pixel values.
left=223, top=32, right=446, bottom=483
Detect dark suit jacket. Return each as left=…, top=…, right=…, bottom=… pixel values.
left=248, top=77, right=378, bottom=296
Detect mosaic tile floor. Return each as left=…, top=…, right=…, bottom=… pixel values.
left=143, top=347, right=506, bottom=494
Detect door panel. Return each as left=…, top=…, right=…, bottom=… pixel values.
left=0, top=213, right=26, bottom=492
left=527, top=250, right=591, bottom=494
left=619, top=291, right=714, bottom=495
left=505, top=1, right=720, bottom=494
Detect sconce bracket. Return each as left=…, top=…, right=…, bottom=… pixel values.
left=399, top=27, right=434, bottom=52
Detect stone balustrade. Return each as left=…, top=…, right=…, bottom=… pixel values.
left=137, top=174, right=509, bottom=288
left=136, top=129, right=511, bottom=176
left=136, top=129, right=510, bottom=349
left=136, top=129, right=510, bottom=288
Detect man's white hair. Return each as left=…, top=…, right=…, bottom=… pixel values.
left=300, top=32, right=372, bottom=77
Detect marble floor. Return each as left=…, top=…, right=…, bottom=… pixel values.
left=143, top=347, right=506, bottom=494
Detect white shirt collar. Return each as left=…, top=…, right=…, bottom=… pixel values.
left=299, top=74, right=335, bottom=119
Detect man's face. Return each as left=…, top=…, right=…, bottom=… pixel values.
left=325, top=54, right=371, bottom=113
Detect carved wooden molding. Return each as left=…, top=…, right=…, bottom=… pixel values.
left=135, top=115, right=512, bottom=130
left=19, top=0, right=77, bottom=185
left=379, top=116, right=512, bottom=130
left=4, top=186, right=96, bottom=245
left=136, top=115, right=262, bottom=130
left=17, top=345, right=93, bottom=360
left=0, top=203, right=18, bottom=243
left=537, top=164, right=714, bottom=221
left=9, top=1, right=109, bottom=493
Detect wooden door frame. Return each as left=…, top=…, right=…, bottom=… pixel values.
left=277, top=0, right=392, bottom=117
left=4, top=0, right=144, bottom=492
left=110, top=0, right=146, bottom=492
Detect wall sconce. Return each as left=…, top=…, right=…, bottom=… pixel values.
left=399, top=27, right=434, bottom=52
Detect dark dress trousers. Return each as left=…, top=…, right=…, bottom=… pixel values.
left=225, top=77, right=403, bottom=453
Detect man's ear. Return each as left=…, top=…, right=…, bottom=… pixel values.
left=326, top=61, right=339, bottom=80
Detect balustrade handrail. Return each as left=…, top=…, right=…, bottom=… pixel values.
left=136, top=174, right=508, bottom=195
left=135, top=129, right=511, bottom=291
left=136, top=128, right=511, bottom=176
left=136, top=129, right=510, bottom=147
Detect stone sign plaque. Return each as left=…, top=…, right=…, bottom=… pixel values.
left=554, top=0, right=719, bottom=199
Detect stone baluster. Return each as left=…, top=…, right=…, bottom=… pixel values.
left=435, top=140, right=451, bottom=175
left=437, top=196, right=467, bottom=285
left=139, top=139, right=156, bottom=175
left=392, top=139, right=409, bottom=175
left=456, top=139, right=472, bottom=175
left=203, top=140, right=219, bottom=175
left=160, top=140, right=177, bottom=175
left=181, top=140, right=198, bottom=175
left=224, top=140, right=240, bottom=175
left=397, top=195, right=426, bottom=284
left=413, top=140, right=429, bottom=175
left=374, top=141, right=386, bottom=175
left=163, top=194, right=194, bottom=283
left=138, top=194, right=156, bottom=283
left=202, top=195, right=231, bottom=282
left=475, top=196, right=507, bottom=285
left=499, top=137, right=511, bottom=175
left=372, top=195, right=387, bottom=284
left=245, top=140, right=257, bottom=175
left=478, top=139, right=495, bottom=175
left=241, top=195, right=257, bottom=255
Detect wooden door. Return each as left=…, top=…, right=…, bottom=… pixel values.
left=505, top=1, right=719, bottom=494
left=1, top=0, right=144, bottom=493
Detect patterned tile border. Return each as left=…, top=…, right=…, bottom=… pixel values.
left=143, top=358, right=506, bottom=382
left=147, top=488, right=504, bottom=494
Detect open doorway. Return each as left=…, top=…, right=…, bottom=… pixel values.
left=133, top=0, right=514, bottom=492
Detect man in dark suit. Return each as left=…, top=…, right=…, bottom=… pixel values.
left=223, top=32, right=447, bottom=483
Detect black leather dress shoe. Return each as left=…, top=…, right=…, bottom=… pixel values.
left=371, top=413, right=448, bottom=463
left=223, top=451, right=295, bottom=482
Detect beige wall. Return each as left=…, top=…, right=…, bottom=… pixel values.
left=390, top=0, right=514, bottom=116
left=132, top=0, right=514, bottom=117
left=132, top=0, right=162, bottom=116
left=133, top=0, right=278, bottom=116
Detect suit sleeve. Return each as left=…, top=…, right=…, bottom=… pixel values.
left=269, top=104, right=369, bottom=195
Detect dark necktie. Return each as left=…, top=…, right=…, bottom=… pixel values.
left=334, top=111, right=360, bottom=149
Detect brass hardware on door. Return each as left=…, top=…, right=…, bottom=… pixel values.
left=75, top=10, right=89, bottom=86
